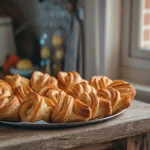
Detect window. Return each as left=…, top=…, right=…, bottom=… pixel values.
left=130, top=0, right=150, bottom=59
left=121, top=0, right=150, bottom=83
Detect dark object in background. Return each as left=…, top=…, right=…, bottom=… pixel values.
left=14, top=25, right=40, bottom=66
left=38, top=0, right=45, bottom=3
left=0, top=0, right=22, bottom=21
left=0, top=0, right=40, bottom=67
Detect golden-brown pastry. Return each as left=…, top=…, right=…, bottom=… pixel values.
left=112, top=95, right=131, bottom=114
left=0, top=80, right=12, bottom=100
left=89, top=76, right=113, bottom=90
left=38, top=84, right=61, bottom=99
left=97, top=87, right=131, bottom=114
left=57, top=71, right=84, bottom=91
left=0, top=95, right=20, bottom=121
left=66, top=82, right=96, bottom=98
left=108, top=80, right=136, bottom=100
left=40, top=88, right=66, bottom=105
left=20, top=92, right=52, bottom=123
left=4, top=74, right=30, bottom=90
left=41, top=96, right=56, bottom=111
left=31, top=71, right=58, bottom=92
left=97, top=87, right=120, bottom=113
left=79, top=92, right=112, bottom=119
left=14, top=86, right=33, bottom=104
left=51, top=92, right=92, bottom=123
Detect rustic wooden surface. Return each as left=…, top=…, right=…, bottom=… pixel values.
left=127, top=134, right=148, bottom=150
left=0, top=100, right=150, bottom=150
left=68, top=143, right=113, bottom=150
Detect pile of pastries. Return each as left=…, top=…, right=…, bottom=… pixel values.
left=0, top=71, right=136, bottom=123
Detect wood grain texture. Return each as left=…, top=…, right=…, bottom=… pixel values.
left=127, top=134, right=148, bottom=150
left=0, top=100, right=150, bottom=150
left=68, top=143, right=113, bottom=150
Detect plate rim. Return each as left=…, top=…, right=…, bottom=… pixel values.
left=0, top=110, right=126, bottom=129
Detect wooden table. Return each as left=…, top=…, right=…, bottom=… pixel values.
left=0, top=100, right=150, bottom=150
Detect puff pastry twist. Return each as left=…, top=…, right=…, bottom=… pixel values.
left=0, top=80, right=12, bottom=100
left=108, top=80, right=136, bottom=100
left=0, top=95, right=20, bottom=121
left=80, top=92, right=112, bottom=119
left=89, top=76, right=113, bottom=90
left=51, top=91, right=92, bottom=123
left=66, top=82, right=96, bottom=98
left=38, top=85, right=61, bottom=98
left=20, top=92, right=52, bottom=122
left=97, top=87, right=131, bottom=114
left=14, top=86, right=33, bottom=104
left=31, top=71, right=58, bottom=92
left=58, top=71, right=83, bottom=91
left=4, top=74, right=30, bottom=90
left=40, top=88, right=66, bottom=105
left=0, top=71, right=136, bottom=123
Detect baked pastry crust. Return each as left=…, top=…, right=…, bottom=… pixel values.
left=14, top=86, right=33, bottom=104
left=20, top=92, right=51, bottom=123
left=112, top=95, right=131, bottom=114
left=80, top=92, right=112, bottom=119
left=31, top=71, right=58, bottom=92
left=97, top=87, right=120, bottom=113
left=0, top=71, right=136, bottom=123
left=38, top=84, right=61, bottom=100
left=4, top=74, right=30, bottom=90
left=97, top=87, right=132, bottom=114
left=40, top=89, right=66, bottom=106
left=66, top=82, right=96, bottom=98
left=0, top=95, right=20, bottom=121
left=0, top=80, right=12, bottom=100
left=89, top=76, right=113, bottom=90
left=108, top=80, right=136, bottom=100
left=58, top=71, right=83, bottom=91
left=51, top=91, right=92, bottom=123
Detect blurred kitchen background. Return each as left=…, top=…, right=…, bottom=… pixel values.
left=0, top=0, right=85, bottom=77
left=1, top=0, right=150, bottom=102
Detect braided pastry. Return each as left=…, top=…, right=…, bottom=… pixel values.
left=42, top=96, right=55, bottom=111
left=0, top=95, right=20, bottom=121
left=58, top=71, right=83, bottom=91
left=80, top=92, right=112, bottom=119
left=112, top=95, right=131, bottom=114
left=108, top=80, right=136, bottom=100
left=31, top=71, right=58, bottom=92
left=20, top=92, right=52, bottom=123
left=38, top=85, right=61, bottom=98
left=4, top=74, right=30, bottom=90
left=97, top=87, right=131, bottom=114
left=40, top=88, right=66, bottom=105
left=0, top=80, right=12, bottom=100
left=14, top=86, right=33, bottom=104
left=89, top=76, right=113, bottom=90
left=51, top=91, right=92, bottom=123
left=0, top=71, right=136, bottom=123
left=66, top=82, right=96, bottom=98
